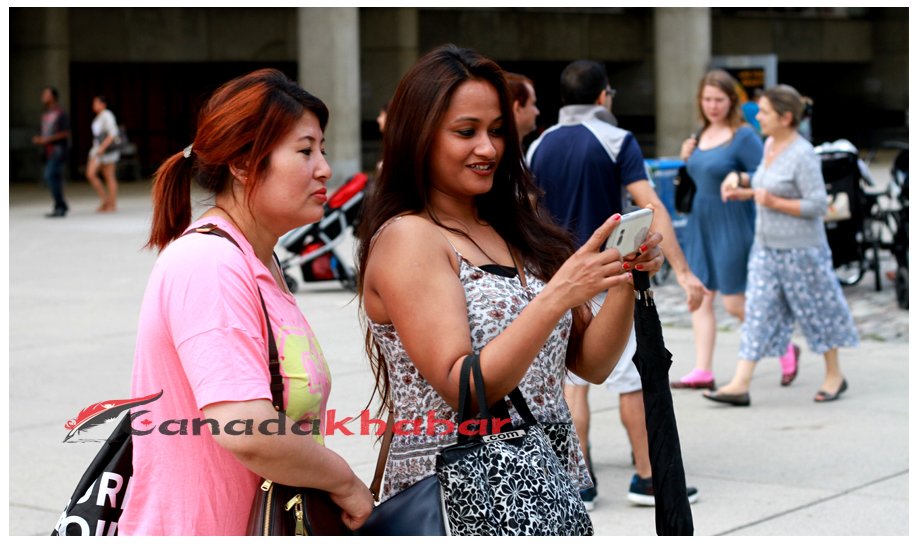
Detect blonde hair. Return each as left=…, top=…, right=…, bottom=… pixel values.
left=696, top=70, right=745, bottom=131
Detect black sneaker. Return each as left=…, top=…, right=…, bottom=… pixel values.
left=627, top=474, right=699, bottom=506
left=579, top=486, right=597, bottom=511
left=581, top=443, right=597, bottom=510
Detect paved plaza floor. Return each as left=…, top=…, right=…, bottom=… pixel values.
left=8, top=174, right=909, bottom=536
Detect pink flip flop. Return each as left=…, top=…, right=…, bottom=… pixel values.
left=780, top=343, right=800, bottom=387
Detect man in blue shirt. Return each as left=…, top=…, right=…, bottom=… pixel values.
left=32, top=87, right=71, bottom=217
left=527, top=60, right=703, bottom=509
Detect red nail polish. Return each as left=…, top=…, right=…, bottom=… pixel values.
left=640, top=245, right=648, bottom=253
left=612, top=214, right=621, bottom=221
left=622, top=262, right=629, bottom=270
left=635, top=264, right=643, bottom=270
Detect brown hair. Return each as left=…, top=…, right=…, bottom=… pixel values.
left=696, top=70, right=745, bottom=131
left=505, top=72, right=534, bottom=107
left=356, top=44, right=591, bottom=413
left=145, top=68, right=328, bottom=252
left=762, top=84, right=805, bottom=128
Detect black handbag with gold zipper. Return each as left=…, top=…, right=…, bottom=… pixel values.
left=242, top=244, right=352, bottom=536
left=248, top=481, right=350, bottom=536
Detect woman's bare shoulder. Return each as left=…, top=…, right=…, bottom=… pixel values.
left=372, top=214, right=441, bottom=248
left=367, top=214, right=456, bottom=270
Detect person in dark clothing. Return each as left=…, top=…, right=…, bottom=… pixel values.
left=33, top=87, right=71, bottom=217
left=527, top=60, right=702, bottom=509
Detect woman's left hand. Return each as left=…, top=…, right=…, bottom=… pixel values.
left=753, top=188, right=774, bottom=208
left=622, top=230, right=664, bottom=278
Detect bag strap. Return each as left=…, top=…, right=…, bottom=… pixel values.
left=368, top=353, right=540, bottom=498
left=179, top=223, right=284, bottom=411
left=368, top=412, right=395, bottom=502
left=506, top=388, right=539, bottom=427
left=368, top=353, right=490, bottom=498
left=457, top=354, right=493, bottom=443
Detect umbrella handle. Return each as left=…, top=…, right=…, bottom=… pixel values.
left=633, top=268, right=653, bottom=306
left=633, top=269, right=651, bottom=291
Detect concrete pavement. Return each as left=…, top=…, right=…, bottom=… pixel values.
left=8, top=180, right=909, bottom=536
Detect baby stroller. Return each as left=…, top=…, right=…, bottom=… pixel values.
left=866, top=142, right=909, bottom=308
left=277, top=172, right=368, bottom=293
left=816, top=140, right=873, bottom=287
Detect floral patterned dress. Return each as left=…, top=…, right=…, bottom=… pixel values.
left=367, top=217, right=593, bottom=502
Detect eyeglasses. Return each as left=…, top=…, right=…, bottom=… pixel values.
left=605, top=88, right=617, bottom=98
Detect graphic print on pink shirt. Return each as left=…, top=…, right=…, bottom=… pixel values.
left=278, top=324, right=331, bottom=443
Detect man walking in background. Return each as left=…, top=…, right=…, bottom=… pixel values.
left=527, top=60, right=704, bottom=510
left=32, top=87, right=71, bottom=217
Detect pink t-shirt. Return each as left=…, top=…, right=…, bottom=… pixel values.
left=119, top=217, right=332, bottom=536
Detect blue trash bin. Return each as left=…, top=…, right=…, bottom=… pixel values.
left=644, top=158, right=688, bottom=247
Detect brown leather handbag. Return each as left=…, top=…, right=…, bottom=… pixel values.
left=188, top=225, right=350, bottom=536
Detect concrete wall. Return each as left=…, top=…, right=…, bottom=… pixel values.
left=711, top=10, right=907, bottom=110
left=68, top=7, right=297, bottom=62
left=358, top=8, right=419, bottom=169
left=417, top=8, right=646, bottom=63
left=9, top=8, right=908, bottom=182
left=10, top=8, right=71, bottom=181
left=298, top=7, right=362, bottom=188
left=861, top=8, right=908, bottom=111
left=712, top=8, right=908, bottom=142
left=713, top=16, right=873, bottom=62
left=655, top=8, right=711, bottom=157
left=10, top=7, right=300, bottom=182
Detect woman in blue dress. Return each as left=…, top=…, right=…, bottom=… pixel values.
left=672, top=70, right=797, bottom=390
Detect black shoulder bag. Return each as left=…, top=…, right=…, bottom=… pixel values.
left=674, top=127, right=705, bottom=215
left=51, top=224, right=347, bottom=536
left=356, top=354, right=593, bottom=536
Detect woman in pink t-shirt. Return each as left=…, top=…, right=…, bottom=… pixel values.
left=119, top=69, right=373, bottom=535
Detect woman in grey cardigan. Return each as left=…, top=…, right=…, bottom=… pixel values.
left=703, top=85, right=858, bottom=406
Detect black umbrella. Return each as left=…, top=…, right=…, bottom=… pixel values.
left=630, top=252, right=694, bottom=535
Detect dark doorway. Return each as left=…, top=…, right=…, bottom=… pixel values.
left=70, top=62, right=297, bottom=180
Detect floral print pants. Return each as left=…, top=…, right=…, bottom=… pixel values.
left=740, top=243, right=859, bottom=361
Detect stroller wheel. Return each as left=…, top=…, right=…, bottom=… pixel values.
left=835, top=258, right=866, bottom=286
left=284, top=273, right=299, bottom=294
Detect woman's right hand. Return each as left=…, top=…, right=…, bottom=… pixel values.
left=679, top=136, right=697, bottom=161
left=721, top=172, right=753, bottom=202
left=329, top=473, right=374, bottom=530
left=720, top=171, right=740, bottom=201
left=543, top=214, right=631, bottom=312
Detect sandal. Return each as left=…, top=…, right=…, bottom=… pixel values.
left=703, top=389, right=750, bottom=407
left=780, top=343, right=801, bottom=387
left=814, top=379, right=848, bottom=402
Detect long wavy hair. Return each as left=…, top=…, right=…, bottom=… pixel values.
left=356, top=44, right=591, bottom=414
